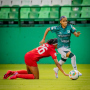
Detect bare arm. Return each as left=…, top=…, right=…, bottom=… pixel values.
left=53, top=59, right=69, bottom=76
left=73, top=31, right=81, bottom=37
left=40, top=28, right=50, bottom=45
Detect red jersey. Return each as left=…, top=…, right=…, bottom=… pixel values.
left=26, top=43, right=57, bottom=61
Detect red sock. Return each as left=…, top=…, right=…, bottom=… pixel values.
left=16, top=70, right=28, bottom=74
left=16, top=74, right=35, bottom=79
left=12, top=70, right=28, bottom=74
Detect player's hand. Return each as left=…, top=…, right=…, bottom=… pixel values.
left=40, top=39, right=45, bottom=45
left=77, top=31, right=81, bottom=36
left=64, top=73, right=69, bottom=76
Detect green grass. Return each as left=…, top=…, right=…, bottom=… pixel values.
left=0, top=64, right=90, bottom=90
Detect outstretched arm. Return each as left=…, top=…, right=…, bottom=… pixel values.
left=40, top=28, right=50, bottom=45
left=73, top=31, right=81, bottom=37
left=53, top=59, right=69, bottom=76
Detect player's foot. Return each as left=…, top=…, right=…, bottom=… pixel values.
left=3, top=70, right=13, bottom=79
left=78, top=72, right=82, bottom=76
left=9, top=72, right=18, bottom=80
left=76, top=70, right=82, bottom=76
left=53, top=68, right=58, bottom=78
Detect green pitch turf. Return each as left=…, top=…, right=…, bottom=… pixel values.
left=0, top=64, right=90, bottom=90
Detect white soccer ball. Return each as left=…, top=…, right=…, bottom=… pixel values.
left=69, top=70, right=79, bottom=80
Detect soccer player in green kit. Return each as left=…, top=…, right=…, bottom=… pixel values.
left=40, top=16, right=82, bottom=78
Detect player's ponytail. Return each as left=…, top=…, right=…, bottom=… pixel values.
left=47, top=38, right=57, bottom=45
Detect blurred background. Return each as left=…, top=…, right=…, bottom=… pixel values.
left=0, top=0, right=90, bottom=64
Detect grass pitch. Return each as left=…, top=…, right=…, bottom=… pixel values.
left=0, top=64, right=90, bottom=90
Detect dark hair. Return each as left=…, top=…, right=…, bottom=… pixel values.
left=47, top=38, right=57, bottom=45
left=60, top=16, right=66, bottom=21
left=60, top=16, right=75, bottom=25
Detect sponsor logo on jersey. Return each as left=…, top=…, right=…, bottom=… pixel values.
left=58, top=34, right=70, bottom=37
left=51, top=27, right=53, bottom=30
left=61, top=40, right=70, bottom=43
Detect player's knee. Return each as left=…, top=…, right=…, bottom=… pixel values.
left=69, top=52, right=75, bottom=58
left=35, top=77, right=39, bottom=79
left=34, top=76, right=39, bottom=79
left=27, top=70, right=31, bottom=74
left=66, top=51, right=71, bottom=57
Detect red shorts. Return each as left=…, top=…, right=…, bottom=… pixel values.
left=24, top=53, right=38, bottom=67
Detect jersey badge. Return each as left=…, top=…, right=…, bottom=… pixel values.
left=67, top=30, right=70, bottom=33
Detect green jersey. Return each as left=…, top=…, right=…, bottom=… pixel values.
left=50, top=24, right=76, bottom=48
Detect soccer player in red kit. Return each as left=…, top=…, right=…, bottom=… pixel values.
left=3, top=38, right=69, bottom=80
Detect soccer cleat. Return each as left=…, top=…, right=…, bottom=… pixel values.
left=76, top=70, right=82, bottom=76
left=3, top=70, right=13, bottom=79
left=53, top=68, right=58, bottom=78
left=78, top=72, right=82, bottom=76
left=9, top=72, right=18, bottom=80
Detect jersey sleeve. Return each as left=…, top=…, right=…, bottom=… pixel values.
left=50, top=26, right=59, bottom=33
left=49, top=49, right=57, bottom=59
left=70, top=25, right=76, bottom=33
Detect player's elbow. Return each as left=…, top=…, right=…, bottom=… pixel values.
left=46, top=28, right=50, bottom=32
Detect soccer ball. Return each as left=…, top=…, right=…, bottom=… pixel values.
left=69, top=70, right=79, bottom=80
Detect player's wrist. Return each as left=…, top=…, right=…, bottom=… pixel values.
left=63, top=72, right=66, bottom=75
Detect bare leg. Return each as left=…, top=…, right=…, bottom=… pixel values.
left=27, top=65, right=39, bottom=79
left=26, top=65, right=32, bottom=74
left=9, top=65, right=39, bottom=79
left=66, top=51, right=71, bottom=57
